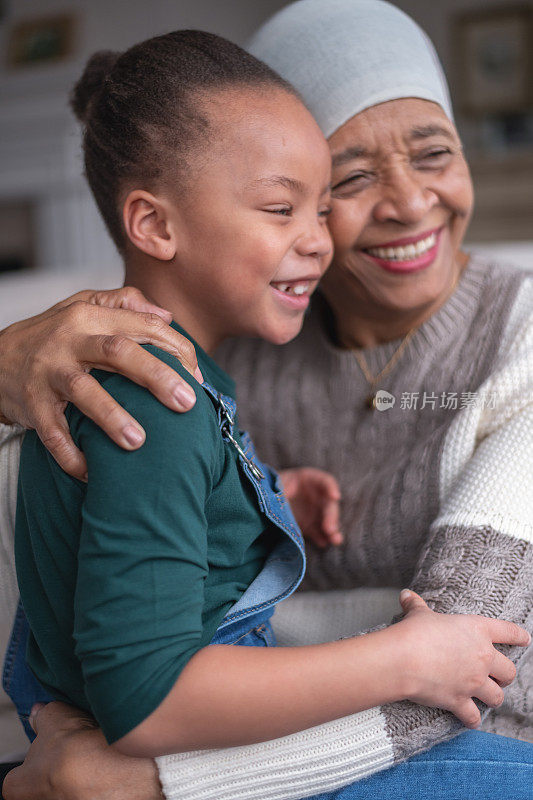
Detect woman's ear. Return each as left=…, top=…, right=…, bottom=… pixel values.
left=123, top=190, right=177, bottom=261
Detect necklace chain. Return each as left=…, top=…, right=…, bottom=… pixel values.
left=345, top=262, right=465, bottom=408
left=352, top=326, right=417, bottom=389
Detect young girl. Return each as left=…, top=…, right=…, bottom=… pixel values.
left=12, top=30, right=529, bottom=762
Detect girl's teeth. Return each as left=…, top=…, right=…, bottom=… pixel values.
left=367, top=232, right=436, bottom=261
left=273, top=282, right=310, bottom=296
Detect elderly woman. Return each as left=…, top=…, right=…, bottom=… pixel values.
left=1, top=1, right=532, bottom=799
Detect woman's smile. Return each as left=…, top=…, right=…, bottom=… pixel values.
left=361, top=225, right=443, bottom=274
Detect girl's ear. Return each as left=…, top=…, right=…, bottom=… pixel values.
left=123, top=190, right=177, bottom=261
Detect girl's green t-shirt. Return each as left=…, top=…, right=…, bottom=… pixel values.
left=15, top=324, right=277, bottom=743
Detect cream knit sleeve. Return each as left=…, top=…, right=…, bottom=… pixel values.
left=397, top=276, right=533, bottom=753
left=0, top=424, right=24, bottom=622
left=155, top=281, right=533, bottom=800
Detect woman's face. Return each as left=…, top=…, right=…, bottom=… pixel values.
left=323, top=98, right=473, bottom=319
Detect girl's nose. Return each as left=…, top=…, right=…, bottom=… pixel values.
left=372, top=170, right=437, bottom=225
left=296, top=218, right=332, bottom=260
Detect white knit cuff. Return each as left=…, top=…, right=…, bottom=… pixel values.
left=156, top=707, right=393, bottom=800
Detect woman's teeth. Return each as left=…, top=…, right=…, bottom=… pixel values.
left=366, top=232, right=436, bottom=261
left=274, top=281, right=310, bottom=296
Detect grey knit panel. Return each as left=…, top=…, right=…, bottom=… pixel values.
left=383, top=525, right=533, bottom=757
left=383, top=702, right=462, bottom=762
left=217, top=257, right=526, bottom=591
left=412, top=525, right=533, bottom=624
left=482, top=645, right=533, bottom=743
left=413, top=523, right=533, bottom=745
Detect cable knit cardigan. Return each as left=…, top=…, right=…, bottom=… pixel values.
left=1, top=255, right=531, bottom=800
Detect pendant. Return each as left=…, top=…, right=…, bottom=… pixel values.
left=365, top=393, right=377, bottom=410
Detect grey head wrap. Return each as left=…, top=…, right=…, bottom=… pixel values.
left=248, top=0, right=453, bottom=138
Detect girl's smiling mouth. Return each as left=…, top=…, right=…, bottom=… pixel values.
left=270, top=276, right=320, bottom=308
left=361, top=227, right=443, bottom=274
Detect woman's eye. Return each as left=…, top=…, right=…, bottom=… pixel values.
left=417, top=148, right=452, bottom=166
left=319, top=207, right=332, bottom=218
left=331, top=172, right=369, bottom=193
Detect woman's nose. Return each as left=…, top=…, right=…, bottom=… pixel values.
left=372, top=169, right=437, bottom=225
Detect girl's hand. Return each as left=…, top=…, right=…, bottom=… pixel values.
left=397, top=590, right=531, bottom=729
left=0, top=287, right=203, bottom=481
left=2, top=701, right=161, bottom=800
left=280, top=467, right=343, bottom=547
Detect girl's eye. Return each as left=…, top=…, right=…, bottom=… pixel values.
left=319, top=207, right=332, bottom=218
left=265, top=206, right=292, bottom=216
left=331, top=172, right=369, bottom=193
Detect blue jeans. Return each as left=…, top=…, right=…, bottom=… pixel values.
left=310, top=730, right=533, bottom=800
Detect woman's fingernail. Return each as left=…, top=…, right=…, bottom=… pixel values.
left=123, top=424, right=145, bottom=447
left=400, top=589, right=412, bottom=602
left=194, top=366, right=204, bottom=383
left=174, top=384, right=196, bottom=409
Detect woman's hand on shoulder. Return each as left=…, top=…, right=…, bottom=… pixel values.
left=2, top=702, right=162, bottom=800
left=0, top=286, right=203, bottom=480
left=280, top=467, right=343, bottom=547
left=395, top=590, right=531, bottom=729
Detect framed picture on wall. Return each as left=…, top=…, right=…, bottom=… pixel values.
left=6, top=13, right=76, bottom=68
left=454, top=5, right=533, bottom=115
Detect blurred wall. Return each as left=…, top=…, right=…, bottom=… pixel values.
left=397, top=0, right=533, bottom=242
left=0, top=0, right=291, bottom=61
left=0, top=0, right=531, bottom=280
left=0, top=0, right=294, bottom=274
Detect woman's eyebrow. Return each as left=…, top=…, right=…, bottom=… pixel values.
left=409, top=124, right=454, bottom=141
left=331, top=146, right=367, bottom=168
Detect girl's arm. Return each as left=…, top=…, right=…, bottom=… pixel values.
left=3, top=598, right=528, bottom=800
left=115, top=593, right=527, bottom=757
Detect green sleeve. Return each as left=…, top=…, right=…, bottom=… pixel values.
left=71, top=348, right=220, bottom=743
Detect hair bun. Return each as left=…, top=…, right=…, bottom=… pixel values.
left=70, top=50, right=119, bottom=123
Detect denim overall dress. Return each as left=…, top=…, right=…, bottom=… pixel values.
left=3, top=381, right=306, bottom=741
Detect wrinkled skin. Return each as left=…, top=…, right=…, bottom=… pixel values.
left=2, top=703, right=161, bottom=800
left=0, top=287, right=201, bottom=480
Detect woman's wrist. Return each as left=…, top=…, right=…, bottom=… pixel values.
left=2, top=701, right=164, bottom=800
